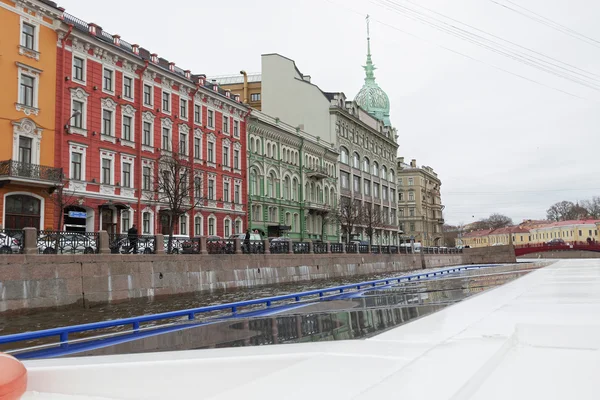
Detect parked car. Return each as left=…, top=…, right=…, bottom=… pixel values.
left=0, top=232, right=21, bottom=254
left=38, top=233, right=97, bottom=254
left=546, top=238, right=565, bottom=246
left=164, top=234, right=189, bottom=254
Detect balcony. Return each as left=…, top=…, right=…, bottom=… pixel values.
left=306, top=166, right=328, bottom=179
left=0, top=160, right=63, bottom=187
left=304, top=201, right=330, bottom=212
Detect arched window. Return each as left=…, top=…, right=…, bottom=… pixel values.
left=292, top=178, right=298, bottom=201
left=363, top=157, right=370, bottom=173
left=305, top=183, right=310, bottom=201
left=208, top=216, right=216, bottom=236
left=267, top=172, right=276, bottom=198
left=250, top=170, right=258, bottom=195
left=4, top=194, right=41, bottom=229
left=311, top=182, right=316, bottom=201
left=256, top=138, right=261, bottom=155
left=353, top=152, right=360, bottom=169
left=224, top=218, right=231, bottom=238
left=372, top=161, right=379, bottom=177
left=330, top=188, right=335, bottom=207
left=194, top=215, right=203, bottom=236
left=283, top=176, right=290, bottom=200
left=272, top=144, right=277, bottom=158
left=381, top=165, right=387, bottom=180
left=340, top=147, right=349, bottom=164
left=389, top=169, right=395, bottom=183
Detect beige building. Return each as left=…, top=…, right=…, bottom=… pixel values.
left=211, top=72, right=263, bottom=110
left=397, top=157, right=444, bottom=246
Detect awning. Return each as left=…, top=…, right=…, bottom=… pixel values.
left=98, top=202, right=130, bottom=211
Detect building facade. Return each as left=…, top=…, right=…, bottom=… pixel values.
left=55, top=12, right=248, bottom=237
left=0, top=0, right=63, bottom=230
left=247, top=110, right=338, bottom=240
left=397, top=158, right=445, bottom=246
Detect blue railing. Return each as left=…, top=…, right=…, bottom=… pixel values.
left=0, top=264, right=499, bottom=352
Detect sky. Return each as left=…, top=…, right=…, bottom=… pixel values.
left=55, top=0, right=600, bottom=226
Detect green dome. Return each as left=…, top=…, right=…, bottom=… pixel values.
left=354, top=17, right=391, bottom=126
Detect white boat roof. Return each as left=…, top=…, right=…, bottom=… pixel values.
left=23, top=260, right=600, bottom=399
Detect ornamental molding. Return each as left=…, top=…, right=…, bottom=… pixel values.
left=122, top=60, right=138, bottom=73
left=178, top=124, right=190, bottom=135
left=161, top=118, right=173, bottom=129
left=12, top=118, right=42, bottom=137
left=222, top=138, right=231, bottom=146
left=70, top=87, right=89, bottom=100
left=194, top=128, right=203, bottom=138
left=143, top=70, right=157, bottom=81
left=142, top=111, right=155, bottom=122
left=71, top=37, right=91, bottom=54
left=207, top=132, right=216, bottom=142
left=233, top=142, right=241, bottom=150
left=101, top=97, right=117, bottom=111
left=161, top=78, right=174, bottom=90
left=122, top=104, right=136, bottom=117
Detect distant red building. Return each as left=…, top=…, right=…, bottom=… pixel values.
left=55, top=14, right=248, bottom=237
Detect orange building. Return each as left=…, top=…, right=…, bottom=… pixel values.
left=0, top=0, right=63, bottom=230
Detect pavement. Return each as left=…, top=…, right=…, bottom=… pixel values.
left=21, top=259, right=600, bottom=399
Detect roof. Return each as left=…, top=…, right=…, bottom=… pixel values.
left=463, top=226, right=529, bottom=238
left=210, top=73, right=262, bottom=85
left=533, top=219, right=600, bottom=229
left=22, top=261, right=598, bottom=399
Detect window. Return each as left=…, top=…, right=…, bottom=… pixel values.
left=22, top=23, right=35, bottom=50
left=73, top=57, right=85, bottom=82
left=224, top=219, right=230, bottom=237
left=223, top=182, right=230, bottom=202
left=180, top=172, right=188, bottom=193
left=179, top=215, right=187, bottom=235
left=223, top=116, right=229, bottom=133
left=208, top=179, right=215, bottom=200
left=410, top=223, right=415, bottom=232
left=233, top=120, right=239, bottom=137
left=180, top=99, right=187, bottom=119
left=292, top=178, right=298, bottom=201
left=222, top=145, right=230, bottom=167
left=353, top=175, right=360, bottom=193
left=408, top=177, right=414, bottom=186
left=409, top=208, right=415, bottom=217
left=381, top=166, right=387, bottom=180
left=390, top=188, right=396, bottom=202
left=122, top=116, right=132, bottom=141
left=208, top=141, right=214, bottom=162
left=194, top=137, right=201, bottom=159
left=143, top=212, right=151, bottom=234
left=372, top=162, right=379, bottom=177
left=208, top=217, right=215, bottom=236
left=373, top=183, right=380, bottom=198
left=341, top=171, right=350, bottom=189
left=71, top=152, right=82, bottom=180
left=207, top=110, right=214, bottom=127
left=353, top=152, right=360, bottom=169
left=399, top=192, right=404, bottom=201
left=162, top=92, right=170, bottom=112
left=399, top=208, right=404, bottom=217
left=195, top=216, right=202, bottom=236
left=250, top=93, right=261, bottom=102
left=194, top=104, right=201, bottom=123
left=364, top=179, right=371, bottom=196
left=234, top=184, right=240, bottom=203
left=101, top=158, right=112, bottom=184
left=340, top=147, right=349, bottom=164
left=179, top=133, right=188, bottom=155
left=363, top=158, right=370, bottom=173
left=409, top=191, right=415, bottom=201
left=398, top=178, right=403, bottom=186
left=234, top=149, right=240, bottom=169
left=122, top=211, right=130, bottom=233
left=102, top=110, right=113, bottom=136
left=143, top=84, right=152, bottom=106
left=382, top=186, right=388, bottom=201
left=143, top=122, right=152, bottom=146
left=123, top=76, right=133, bottom=99
left=72, top=100, right=84, bottom=128
left=20, top=75, right=34, bottom=107
left=235, top=219, right=242, bottom=235
left=162, top=127, right=170, bottom=150
left=143, top=166, right=151, bottom=190
left=194, top=177, right=201, bottom=198
left=122, top=162, right=132, bottom=188
left=103, top=68, right=113, bottom=92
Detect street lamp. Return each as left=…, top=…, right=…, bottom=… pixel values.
left=64, top=110, right=81, bottom=132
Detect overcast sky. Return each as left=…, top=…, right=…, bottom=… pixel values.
left=56, top=0, right=600, bottom=225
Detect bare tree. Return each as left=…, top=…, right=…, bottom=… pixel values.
left=486, top=213, right=513, bottom=229
left=581, top=197, right=600, bottom=219
left=148, top=154, right=205, bottom=253
left=546, top=201, right=588, bottom=221
left=442, top=224, right=459, bottom=247
left=46, top=180, right=79, bottom=231
left=333, top=197, right=362, bottom=243
left=363, top=205, right=383, bottom=245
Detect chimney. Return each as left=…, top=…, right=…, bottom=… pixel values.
left=132, top=44, right=140, bottom=55
left=410, top=159, right=417, bottom=168
left=151, top=53, right=158, bottom=64
left=88, top=23, right=100, bottom=36
left=169, top=62, right=175, bottom=72
left=113, top=34, right=121, bottom=46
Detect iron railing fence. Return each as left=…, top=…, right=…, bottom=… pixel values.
left=0, top=229, right=24, bottom=254
left=37, top=231, right=99, bottom=254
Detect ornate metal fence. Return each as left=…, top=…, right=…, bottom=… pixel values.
left=270, top=240, right=290, bottom=254
left=37, top=231, right=99, bottom=254
left=109, top=234, right=155, bottom=254
left=330, top=243, right=343, bottom=253
left=0, top=229, right=24, bottom=254
left=207, top=239, right=234, bottom=254
left=293, top=242, right=310, bottom=254
left=313, top=242, right=327, bottom=254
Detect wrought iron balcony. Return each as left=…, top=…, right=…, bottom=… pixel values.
left=306, top=166, right=328, bottom=179
left=0, top=160, right=63, bottom=185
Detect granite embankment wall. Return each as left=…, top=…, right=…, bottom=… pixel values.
left=0, top=245, right=515, bottom=313
left=518, top=250, right=600, bottom=259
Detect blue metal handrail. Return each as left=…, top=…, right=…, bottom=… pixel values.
left=0, top=264, right=499, bottom=347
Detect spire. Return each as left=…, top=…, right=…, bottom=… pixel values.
left=364, top=14, right=376, bottom=84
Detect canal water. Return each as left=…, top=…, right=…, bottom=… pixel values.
left=1, top=263, right=540, bottom=358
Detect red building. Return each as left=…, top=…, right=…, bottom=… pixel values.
left=54, top=13, right=248, bottom=237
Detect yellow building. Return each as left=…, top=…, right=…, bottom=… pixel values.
left=0, top=0, right=62, bottom=230
left=529, top=220, right=600, bottom=245
left=212, top=72, right=263, bottom=109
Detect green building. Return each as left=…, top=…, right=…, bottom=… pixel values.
left=247, top=110, right=339, bottom=241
